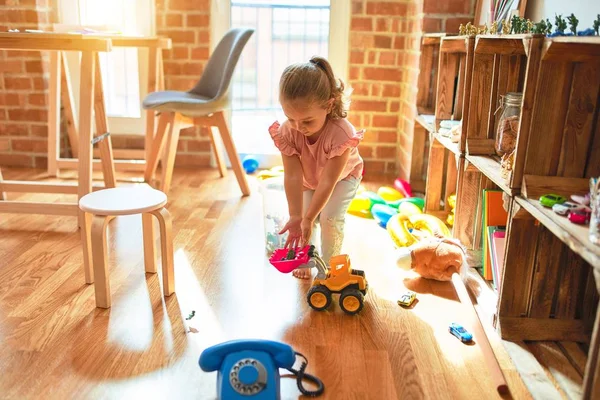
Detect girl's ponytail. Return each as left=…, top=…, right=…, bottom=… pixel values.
left=308, top=56, right=349, bottom=119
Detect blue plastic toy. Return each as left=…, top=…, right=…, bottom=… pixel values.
left=242, top=155, right=259, bottom=174
left=449, top=322, right=473, bottom=343
left=199, top=339, right=324, bottom=399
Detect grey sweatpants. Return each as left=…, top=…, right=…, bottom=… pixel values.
left=302, top=175, right=361, bottom=264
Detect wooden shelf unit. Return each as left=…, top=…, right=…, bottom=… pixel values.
left=423, top=35, right=475, bottom=233
left=410, top=34, right=445, bottom=194
left=451, top=35, right=600, bottom=399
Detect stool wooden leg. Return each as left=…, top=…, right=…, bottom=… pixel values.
left=92, top=215, right=111, bottom=308
left=151, top=207, right=175, bottom=296
left=142, top=213, right=157, bottom=274
left=81, top=211, right=94, bottom=284
left=214, top=110, right=250, bottom=196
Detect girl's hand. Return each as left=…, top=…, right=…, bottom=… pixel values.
left=279, top=216, right=302, bottom=249
left=301, top=217, right=314, bottom=247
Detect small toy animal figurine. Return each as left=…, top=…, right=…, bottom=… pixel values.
left=526, top=19, right=534, bottom=33
left=459, top=23, right=466, bottom=35
left=502, top=18, right=511, bottom=35
left=490, top=21, right=498, bottom=35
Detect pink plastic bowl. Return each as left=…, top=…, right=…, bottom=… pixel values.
left=269, top=245, right=311, bottom=273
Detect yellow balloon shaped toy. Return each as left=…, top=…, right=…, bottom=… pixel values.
left=377, top=186, right=404, bottom=202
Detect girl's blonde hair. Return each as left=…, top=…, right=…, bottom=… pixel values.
left=279, top=56, right=350, bottom=119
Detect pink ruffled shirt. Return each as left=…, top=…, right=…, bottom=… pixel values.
left=269, top=118, right=364, bottom=190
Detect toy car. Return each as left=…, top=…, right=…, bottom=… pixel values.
left=449, top=322, right=473, bottom=343
left=539, top=194, right=566, bottom=208
left=568, top=208, right=591, bottom=225
left=397, top=291, right=416, bottom=307
left=552, top=201, right=582, bottom=216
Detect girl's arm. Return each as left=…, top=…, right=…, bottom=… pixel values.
left=303, top=148, right=351, bottom=223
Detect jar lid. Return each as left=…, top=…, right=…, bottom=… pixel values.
left=505, top=92, right=522, bottom=106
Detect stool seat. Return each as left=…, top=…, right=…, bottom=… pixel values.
left=79, top=186, right=167, bottom=216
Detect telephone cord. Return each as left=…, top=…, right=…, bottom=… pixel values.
left=286, top=351, right=325, bottom=397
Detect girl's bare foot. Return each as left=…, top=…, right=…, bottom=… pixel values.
left=293, top=268, right=312, bottom=279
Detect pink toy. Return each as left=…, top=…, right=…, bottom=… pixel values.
left=269, top=245, right=311, bottom=273
left=394, top=178, right=413, bottom=198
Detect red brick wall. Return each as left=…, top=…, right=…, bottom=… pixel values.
left=0, top=0, right=57, bottom=168
left=155, top=0, right=213, bottom=168
left=349, top=0, right=474, bottom=178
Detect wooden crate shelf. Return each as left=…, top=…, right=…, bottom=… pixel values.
left=465, top=34, right=545, bottom=193
left=416, top=33, right=445, bottom=115
left=435, top=35, right=475, bottom=153
left=448, top=35, right=600, bottom=399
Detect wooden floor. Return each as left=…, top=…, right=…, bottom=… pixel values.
left=0, top=167, right=532, bottom=399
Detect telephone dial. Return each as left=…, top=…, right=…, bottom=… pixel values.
left=199, top=339, right=324, bottom=399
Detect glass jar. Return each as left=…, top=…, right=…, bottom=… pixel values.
left=495, top=92, right=522, bottom=156
left=259, top=176, right=289, bottom=255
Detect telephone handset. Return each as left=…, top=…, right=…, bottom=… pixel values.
left=199, top=339, right=324, bottom=399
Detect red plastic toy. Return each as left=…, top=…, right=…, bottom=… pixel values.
left=269, top=245, right=311, bottom=273
left=568, top=208, right=591, bottom=225
left=394, top=178, right=413, bottom=198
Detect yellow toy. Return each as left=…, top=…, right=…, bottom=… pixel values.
left=377, top=186, right=403, bottom=202
left=447, top=194, right=456, bottom=226
left=387, top=213, right=451, bottom=248
left=307, top=254, right=368, bottom=315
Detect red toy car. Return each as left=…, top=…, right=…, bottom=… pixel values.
left=568, top=208, right=591, bottom=225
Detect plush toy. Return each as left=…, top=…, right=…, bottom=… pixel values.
left=396, top=236, right=467, bottom=281
left=395, top=236, right=509, bottom=395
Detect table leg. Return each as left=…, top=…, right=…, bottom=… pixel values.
left=47, top=51, right=61, bottom=177
left=78, top=51, right=95, bottom=228
left=145, top=48, right=159, bottom=162
left=93, top=53, right=116, bottom=188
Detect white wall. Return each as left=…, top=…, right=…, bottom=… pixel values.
left=526, top=0, right=598, bottom=29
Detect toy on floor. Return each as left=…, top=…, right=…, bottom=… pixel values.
left=199, top=339, right=324, bottom=399
left=242, top=155, right=259, bottom=174
left=449, top=322, right=473, bottom=343
left=395, top=237, right=508, bottom=395
left=397, top=290, right=416, bottom=307
left=387, top=213, right=451, bottom=248
left=269, top=245, right=369, bottom=315
left=307, top=253, right=369, bottom=315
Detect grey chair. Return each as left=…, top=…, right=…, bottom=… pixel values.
left=142, top=27, right=255, bottom=196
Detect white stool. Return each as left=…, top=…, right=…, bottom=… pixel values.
left=79, top=186, right=175, bottom=308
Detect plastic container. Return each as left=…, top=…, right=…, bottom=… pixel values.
left=495, top=92, right=522, bottom=156
left=259, top=176, right=289, bottom=255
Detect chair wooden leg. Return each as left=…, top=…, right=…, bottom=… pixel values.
left=159, top=114, right=182, bottom=195
left=213, top=110, right=250, bottom=196
left=144, top=112, right=172, bottom=184
left=91, top=215, right=111, bottom=308
left=81, top=211, right=94, bottom=284
left=151, top=207, right=175, bottom=296
left=207, top=125, right=227, bottom=177
left=142, top=213, right=157, bottom=274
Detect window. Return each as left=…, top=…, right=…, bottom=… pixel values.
left=57, top=0, right=154, bottom=134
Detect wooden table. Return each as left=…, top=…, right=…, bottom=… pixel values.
left=0, top=32, right=114, bottom=218
left=48, top=34, right=172, bottom=176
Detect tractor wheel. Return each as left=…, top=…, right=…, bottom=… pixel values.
left=339, top=288, right=364, bottom=315
left=307, top=285, right=332, bottom=311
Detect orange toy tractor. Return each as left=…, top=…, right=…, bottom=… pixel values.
left=306, top=251, right=368, bottom=315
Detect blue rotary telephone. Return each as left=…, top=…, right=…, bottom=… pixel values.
left=199, top=339, right=324, bottom=399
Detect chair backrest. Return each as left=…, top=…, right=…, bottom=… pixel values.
left=189, top=27, right=254, bottom=101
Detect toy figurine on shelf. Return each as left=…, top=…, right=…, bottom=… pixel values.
left=459, top=24, right=466, bottom=36
left=555, top=14, right=568, bottom=35
left=502, top=18, right=511, bottom=35
left=490, top=21, right=498, bottom=35
left=511, top=15, right=523, bottom=34
left=594, top=15, right=600, bottom=36
left=526, top=19, right=534, bottom=33
left=567, top=13, right=579, bottom=36
left=533, top=19, right=548, bottom=35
